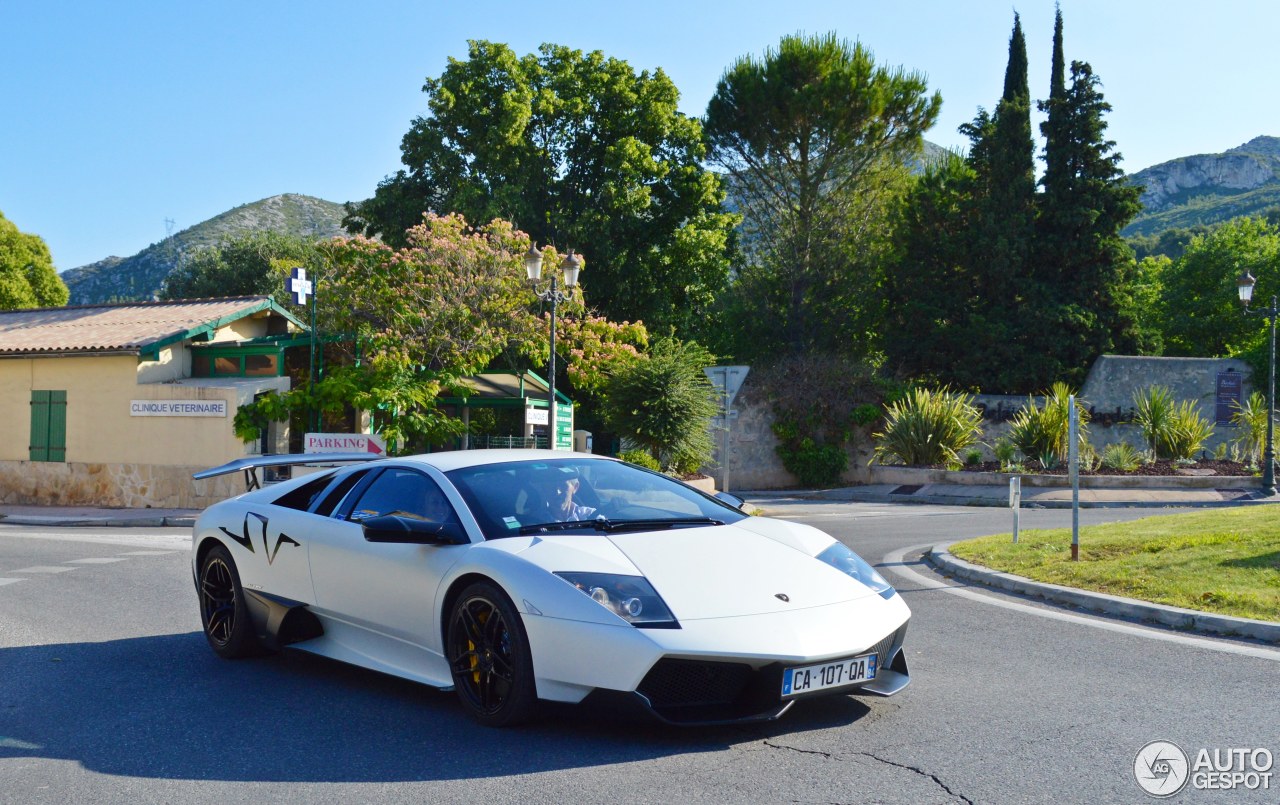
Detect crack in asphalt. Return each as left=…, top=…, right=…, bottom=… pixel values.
left=856, top=752, right=974, bottom=805
left=763, top=741, right=973, bottom=805
left=763, top=740, right=834, bottom=759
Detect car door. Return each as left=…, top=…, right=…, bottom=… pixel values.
left=306, top=465, right=468, bottom=669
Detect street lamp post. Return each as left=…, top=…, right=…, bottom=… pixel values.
left=1237, top=269, right=1276, bottom=496
left=525, top=245, right=581, bottom=450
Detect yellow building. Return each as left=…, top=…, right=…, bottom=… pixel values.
left=0, top=296, right=305, bottom=508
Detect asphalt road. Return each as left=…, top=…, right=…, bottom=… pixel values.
left=1, top=504, right=1277, bottom=804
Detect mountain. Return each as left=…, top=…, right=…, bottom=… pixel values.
left=61, top=194, right=349, bottom=304
left=1124, top=136, right=1280, bottom=237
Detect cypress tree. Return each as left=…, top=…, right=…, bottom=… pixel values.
left=960, top=12, right=1041, bottom=391
left=1040, top=6, right=1069, bottom=200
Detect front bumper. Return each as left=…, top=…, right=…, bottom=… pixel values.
left=524, top=596, right=912, bottom=725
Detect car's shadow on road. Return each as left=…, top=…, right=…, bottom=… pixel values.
left=0, top=632, right=874, bottom=782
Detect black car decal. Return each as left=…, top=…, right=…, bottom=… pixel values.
left=220, top=512, right=300, bottom=565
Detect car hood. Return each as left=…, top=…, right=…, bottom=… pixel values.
left=514, top=520, right=878, bottom=621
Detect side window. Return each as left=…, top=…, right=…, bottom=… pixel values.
left=347, top=468, right=457, bottom=523
left=273, top=472, right=337, bottom=511
left=316, top=469, right=373, bottom=517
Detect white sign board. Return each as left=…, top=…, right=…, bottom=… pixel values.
left=304, top=433, right=386, bottom=455
left=526, top=407, right=549, bottom=426
left=131, top=400, right=227, bottom=417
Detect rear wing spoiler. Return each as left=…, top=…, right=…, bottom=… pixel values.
left=193, top=453, right=382, bottom=492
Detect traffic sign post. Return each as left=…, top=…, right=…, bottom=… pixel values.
left=704, top=366, right=749, bottom=492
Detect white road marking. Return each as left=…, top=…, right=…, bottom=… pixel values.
left=0, top=530, right=191, bottom=551
left=0, top=578, right=25, bottom=586
left=117, top=550, right=184, bottom=556
left=12, top=566, right=78, bottom=574
left=66, top=557, right=128, bottom=564
left=883, top=543, right=1280, bottom=662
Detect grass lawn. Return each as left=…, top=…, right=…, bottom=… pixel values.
left=948, top=507, right=1280, bottom=622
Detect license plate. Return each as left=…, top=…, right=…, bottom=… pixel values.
left=781, top=653, right=877, bottom=697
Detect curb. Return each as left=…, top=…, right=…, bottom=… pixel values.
left=794, top=491, right=1272, bottom=509
left=0, top=515, right=196, bottom=528
left=926, top=544, right=1280, bottom=645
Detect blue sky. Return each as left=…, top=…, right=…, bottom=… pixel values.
left=3, top=1, right=1276, bottom=272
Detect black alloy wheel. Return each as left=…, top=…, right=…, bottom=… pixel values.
left=446, top=581, right=537, bottom=727
left=198, top=544, right=261, bottom=659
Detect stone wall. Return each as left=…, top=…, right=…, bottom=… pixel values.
left=708, top=355, right=1257, bottom=491
left=0, top=461, right=241, bottom=509
left=706, top=373, right=876, bottom=491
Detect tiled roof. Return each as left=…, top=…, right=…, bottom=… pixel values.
left=0, top=297, right=287, bottom=356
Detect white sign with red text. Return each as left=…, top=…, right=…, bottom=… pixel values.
left=304, top=433, right=386, bottom=455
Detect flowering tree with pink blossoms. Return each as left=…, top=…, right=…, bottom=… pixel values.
left=236, top=213, right=649, bottom=451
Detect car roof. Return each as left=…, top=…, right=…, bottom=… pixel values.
left=396, top=449, right=619, bottom=473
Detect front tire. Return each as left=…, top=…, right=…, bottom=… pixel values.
left=446, top=581, right=537, bottom=727
left=198, top=544, right=262, bottom=659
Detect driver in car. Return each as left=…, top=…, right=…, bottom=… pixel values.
left=530, top=467, right=597, bottom=522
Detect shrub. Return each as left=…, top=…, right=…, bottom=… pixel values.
left=1008, top=382, right=1090, bottom=469
left=1231, top=391, right=1270, bottom=465
left=1101, top=442, right=1142, bottom=472
left=992, top=437, right=1017, bottom=471
left=602, top=338, right=718, bottom=473
left=759, top=353, right=883, bottom=487
left=1133, top=385, right=1175, bottom=459
left=617, top=449, right=661, bottom=471
left=779, top=438, right=848, bottom=487
left=964, top=448, right=984, bottom=466
left=871, top=388, right=983, bottom=466
left=1164, top=401, right=1214, bottom=460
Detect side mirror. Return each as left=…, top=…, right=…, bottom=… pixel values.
left=361, top=514, right=470, bottom=545
left=715, top=491, right=747, bottom=511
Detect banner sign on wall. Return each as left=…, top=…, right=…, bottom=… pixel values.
left=130, top=400, right=227, bottom=417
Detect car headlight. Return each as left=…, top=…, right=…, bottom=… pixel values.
left=554, top=572, right=679, bottom=629
left=817, top=542, right=897, bottom=599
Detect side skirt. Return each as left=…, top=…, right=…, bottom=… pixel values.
left=243, top=589, right=324, bottom=651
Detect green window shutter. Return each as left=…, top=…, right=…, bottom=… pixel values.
left=48, top=390, right=67, bottom=462
left=29, top=390, right=67, bottom=463
left=29, top=391, right=50, bottom=461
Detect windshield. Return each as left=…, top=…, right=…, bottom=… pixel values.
left=445, top=458, right=748, bottom=538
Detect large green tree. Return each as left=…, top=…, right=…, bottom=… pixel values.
left=883, top=151, right=982, bottom=384
left=160, top=231, right=317, bottom=301
left=1036, top=58, right=1144, bottom=377
left=343, top=41, right=736, bottom=336
left=704, top=33, right=940, bottom=358
left=1157, top=217, right=1280, bottom=357
left=887, top=14, right=1050, bottom=390
left=0, top=212, right=69, bottom=309
left=890, top=11, right=1145, bottom=392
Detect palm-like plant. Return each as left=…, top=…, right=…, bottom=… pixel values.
left=1133, top=385, right=1175, bottom=460
left=1008, top=382, right=1090, bottom=469
left=871, top=388, right=983, bottom=466
left=1163, top=401, right=1215, bottom=460
left=1231, top=391, right=1270, bottom=465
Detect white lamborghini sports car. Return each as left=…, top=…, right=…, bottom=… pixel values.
left=191, top=450, right=910, bottom=726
